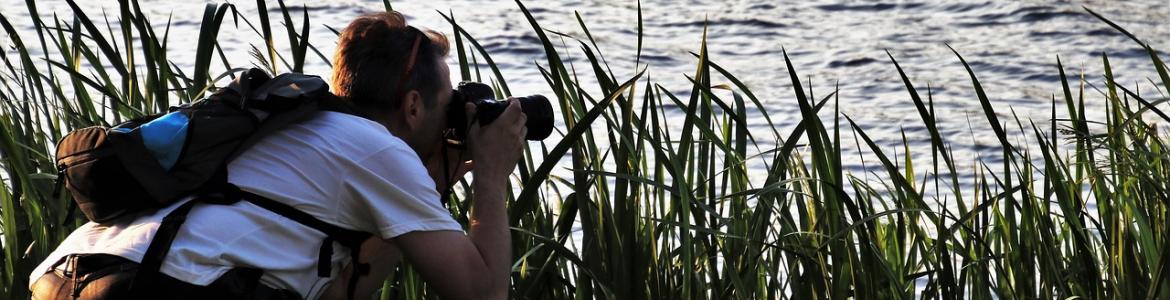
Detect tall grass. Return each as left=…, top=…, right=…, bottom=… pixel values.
left=1, top=0, right=1168, bottom=299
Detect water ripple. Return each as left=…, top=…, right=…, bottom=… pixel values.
left=815, top=3, right=927, bottom=12
left=660, top=18, right=789, bottom=29
left=3, top=0, right=1168, bottom=194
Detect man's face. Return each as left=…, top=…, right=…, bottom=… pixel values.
left=413, top=59, right=453, bottom=159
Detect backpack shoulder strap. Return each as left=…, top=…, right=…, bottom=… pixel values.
left=130, top=199, right=201, bottom=296
left=235, top=189, right=373, bottom=272
left=234, top=187, right=372, bottom=300
left=130, top=184, right=373, bottom=300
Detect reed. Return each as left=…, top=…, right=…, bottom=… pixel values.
left=1, top=0, right=1167, bottom=299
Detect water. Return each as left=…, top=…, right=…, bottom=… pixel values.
left=3, top=0, right=1169, bottom=193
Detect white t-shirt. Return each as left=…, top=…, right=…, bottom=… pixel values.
left=30, top=111, right=464, bottom=299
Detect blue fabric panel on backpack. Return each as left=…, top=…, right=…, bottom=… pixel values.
left=139, top=111, right=190, bottom=170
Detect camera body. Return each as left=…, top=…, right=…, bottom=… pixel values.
left=447, top=81, right=553, bottom=142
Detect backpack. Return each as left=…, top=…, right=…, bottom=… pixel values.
left=56, top=68, right=328, bottom=223
left=52, top=68, right=371, bottom=299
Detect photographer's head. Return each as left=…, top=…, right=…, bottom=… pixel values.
left=331, top=11, right=452, bottom=158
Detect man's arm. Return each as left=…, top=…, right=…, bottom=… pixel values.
left=322, top=101, right=524, bottom=299
left=394, top=100, right=526, bottom=299
left=391, top=181, right=509, bottom=298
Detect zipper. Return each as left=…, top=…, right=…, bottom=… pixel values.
left=57, top=146, right=113, bottom=167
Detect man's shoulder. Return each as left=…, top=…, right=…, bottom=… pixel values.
left=235, top=110, right=412, bottom=172
left=294, top=111, right=404, bottom=151
left=306, top=111, right=384, bottom=133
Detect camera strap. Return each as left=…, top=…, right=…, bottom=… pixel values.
left=439, top=141, right=457, bottom=207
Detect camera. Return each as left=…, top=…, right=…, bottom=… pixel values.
left=447, top=81, right=554, bottom=141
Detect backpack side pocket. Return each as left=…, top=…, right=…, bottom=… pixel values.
left=56, top=127, right=155, bottom=223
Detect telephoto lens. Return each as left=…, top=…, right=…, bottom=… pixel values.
left=447, top=81, right=554, bottom=141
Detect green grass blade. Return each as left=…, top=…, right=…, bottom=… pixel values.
left=439, top=11, right=512, bottom=96
left=251, top=0, right=277, bottom=73
left=189, top=3, right=229, bottom=99
left=512, top=70, right=644, bottom=224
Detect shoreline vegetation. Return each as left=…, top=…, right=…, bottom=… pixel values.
left=2, top=0, right=1169, bottom=298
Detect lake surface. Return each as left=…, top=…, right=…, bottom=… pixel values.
left=4, top=0, right=1169, bottom=193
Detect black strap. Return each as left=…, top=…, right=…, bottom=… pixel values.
left=235, top=190, right=371, bottom=251
left=236, top=189, right=371, bottom=300
left=130, top=185, right=372, bottom=300
left=129, top=199, right=200, bottom=297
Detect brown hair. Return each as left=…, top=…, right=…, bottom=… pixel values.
left=331, top=11, right=450, bottom=111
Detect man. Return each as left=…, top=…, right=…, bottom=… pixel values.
left=30, top=11, right=522, bottom=299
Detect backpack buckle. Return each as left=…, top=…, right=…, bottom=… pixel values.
left=198, top=182, right=243, bottom=205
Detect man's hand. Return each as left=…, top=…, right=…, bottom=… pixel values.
left=424, top=140, right=473, bottom=194
left=423, top=99, right=526, bottom=194
left=465, top=99, right=527, bottom=184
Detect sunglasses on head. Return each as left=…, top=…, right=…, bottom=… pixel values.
left=392, top=26, right=425, bottom=103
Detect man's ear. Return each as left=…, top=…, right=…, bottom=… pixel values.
left=400, top=89, right=424, bottom=130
